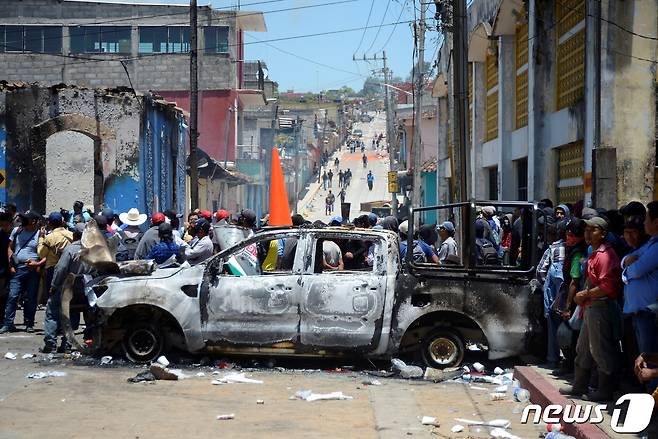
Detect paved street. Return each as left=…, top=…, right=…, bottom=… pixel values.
left=0, top=313, right=543, bottom=439
left=299, top=113, right=399, bottom=222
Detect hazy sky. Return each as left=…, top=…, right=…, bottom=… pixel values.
left=124, top=0, right=440, bottom=92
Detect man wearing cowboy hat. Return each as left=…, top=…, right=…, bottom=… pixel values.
left=117, top=208, right=147, bottom=261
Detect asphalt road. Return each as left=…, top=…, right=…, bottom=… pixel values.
left=300, top=113, right=399, bottom=223
left=0, top=312, right=544, bottom=439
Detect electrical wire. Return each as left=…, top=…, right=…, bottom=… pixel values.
left=378, top=0, right=409, bottom=52
left=363, top=0, right=391, bottom=55
left=352, top=0, right=376, bottom=56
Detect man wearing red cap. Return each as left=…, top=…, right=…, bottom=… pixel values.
left=134, top=212, right=166, bottom=260
left=200, top=210, right=212, bottom=221
left=215, top=210, right=230, bottom=224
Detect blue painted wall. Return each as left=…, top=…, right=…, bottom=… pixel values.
left=422, top=171, right=437, bottom=224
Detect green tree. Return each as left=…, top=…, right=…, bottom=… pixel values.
left=359, top=76, right=382, bottom=97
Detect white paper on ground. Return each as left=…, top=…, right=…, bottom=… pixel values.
left=294, top=390, right=353, bottom=401
left=211, top=372, right=263, bottom=384
left=4, top=352, right=17, bottom=360
left=490, top=428, right=522, bottom=439
left=420, top=416, right=439, bottom=426
left=21, top=353, right=34, bottom=359
left=451, top=425, right=464, bottom=433
left=26, top=371, right=67, bottom=379
left=454, top=418, right=511, bottom=429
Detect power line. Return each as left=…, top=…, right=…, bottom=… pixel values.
left=378, top=0, right=409, bottom=52
left=363, top=0, right=392, bottom=55
left=352, top=0, right=375, bottom=56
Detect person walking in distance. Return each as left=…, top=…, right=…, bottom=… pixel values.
left=367, top=170, right=374, bottom=191
left=322, top=171, right=328, bottom=191
left=327, top=169, right=333, bottom=188
left=338, top=170, right=344, bottom=189
left=325, top=191, right=335, bottom=215
left=339, top=187, right=346, bottom=205
left=362, top=154, right=368, bottom=168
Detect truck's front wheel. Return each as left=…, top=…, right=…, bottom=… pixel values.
left=421, top=328, right=465, bottom=368
left=122, top=322, right=164, bottom=363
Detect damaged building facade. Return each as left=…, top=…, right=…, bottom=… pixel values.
left=433, top=0, right=657, bottom=208
left=0, top=82, right=187, bottom=215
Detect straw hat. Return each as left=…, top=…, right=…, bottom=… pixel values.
left=119, top=208, right=147, bottom=226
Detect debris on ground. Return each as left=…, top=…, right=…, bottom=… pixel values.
left=26, top=371, right=67, bottom=379
left=420, top=416, right=439, bottom=427
left=472, top=362, right=485, bottom=372
left=4, top=352, right=17, bottom=360
left=195, top=372, right=206, bottom=377
left=451, top=425, right=464, bottom=433
left=423, top=367, right=463, bottom=382
left=211, top=372, right=263, bottom=384
left=127, top=371, right=156, bottom=383
left=156, top=355, right=170, bottom=367
left=100, top=355, right=113, bottom=365
left=149, top=363, right=179, bottom=380
left=361, top=378, right=382, bottom=386
left=365, top=369, right=395, bottom=378
left=390, top=358, right=423, bottom=379
left=293, top=390, right=353, bottom=402
left=489, top=428, right=522, bottom=439
left=493, top=367, right=505, bottom=375
left=21, top=354, right=34, bottom=359
left=489, top=393, right=506, bottom=401
left=216, top=414, right=235, bottom=420
left=217, top=360, right=235, bottom=370
left=454, top=418, right=511, bottom=429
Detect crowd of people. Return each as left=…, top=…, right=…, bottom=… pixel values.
left=0, top=202, right=260, bottom=353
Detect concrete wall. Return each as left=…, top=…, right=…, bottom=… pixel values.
left=0, top=84, right=187, bottom=215
left=0, top=0, right=237, bottom=91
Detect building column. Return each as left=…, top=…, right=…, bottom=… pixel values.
left=498, top=35, right=516, bottom=201
left=473, top=62, right=486, bottom=199
left=526, top=0, right=538, bottom=201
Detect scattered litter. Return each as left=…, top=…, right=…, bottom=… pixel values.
left=26, top=371, right=67, bottom=379
left=420, top=416, right=439, bottom=427
left=256, top=399, right=265, bottom=405
left=211, top=373, right=263, bottom=384
left=391, top=358, right=423, bottom=379
left=424, top=367, right=463, bottom=382
left=149, top=363, right=179, bottom=381
left=451, top=425, right=464, bottom=433
left=293, top=390, right=353, bottom=402
left=490, top=428, right=521, bottom=439
left=21, top=354, right=34, bottom=359
left=546, top=424, right=564, bottom=432
left=195, top=372, right=206, bottom=377
left=71, top=351, right=82, bottom=360
left=472, top=362, right=485, bottom=372
left=365, top=369, right=395, bottom=378
left=361, top=378, right=382, bottom=386
left=4, top=352, right=17, bottom=360
left=494, top=385, right=508, bottom=393
left=127, top=371, right=156, bottom=383
left=156, top=355, right=169, bottom=367
left=512, top=387, right=530, bottom=403
left=217, top=360, right=234, bottom=369
left=169, top=369, right=189, bottom=380
left=489, top=393, right=506, bottom=401
left=100, top=355, right=112, bottom=365
left=61, top=399, right=66, bottom=402
left=462, top=374, right=495, bottom=383
left=470, top=386, right=488, bottom=391
left=493, top=367, right=505, bottom=375
left=216, top=414, right=235, bottom=420
left=454, top=418, right=511, bottom=429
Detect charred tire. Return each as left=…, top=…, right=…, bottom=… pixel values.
left=420, top=328, right=465, bottom=369
left=122, top=322, right=164, bottom=363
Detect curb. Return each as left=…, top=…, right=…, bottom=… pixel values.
left=513, top=366, right=610, bottom=439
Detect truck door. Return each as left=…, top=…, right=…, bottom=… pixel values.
left=299, top=232, right=386, bottom=349
left=201, top=232, right=304, bottom=346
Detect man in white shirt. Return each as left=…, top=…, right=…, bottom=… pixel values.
left=437, top=221, right=459, bottom=264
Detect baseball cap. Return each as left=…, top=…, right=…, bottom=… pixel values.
left=101, top=207, right=114, bottom=221
left=215, top=209, right=230, bottom=222
left=239, top=209, right=257, bottom=226
left=398, top=220, right=409, bottom=235
left=367, top=213, right=378, bottom=227
left=438, top=221, right=455, bottom=233
left=330, top=215, right=343, bottom=226
left=581, top=207, right=597, bottom=219
left=151, top=212, right=166, bottom=225
left=623, top=215, right=644, bottom=231
left=48, top=211, right=63, bottom=223
left=583, top=216, right=609, bottom=231
left=200, top=210, right=212, bottom=220
left=194, top=217, right=211, bottom=232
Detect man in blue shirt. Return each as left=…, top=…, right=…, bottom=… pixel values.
left=0, top=211, right=43, bottom=333
left=622, top=202, right=658, bottom=389
left=398, top=220, right=438, bottom=263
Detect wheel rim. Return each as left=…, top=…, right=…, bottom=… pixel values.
left=128, top=328, right=159, bottom=357
left=428, top=337, right=459, bottom=365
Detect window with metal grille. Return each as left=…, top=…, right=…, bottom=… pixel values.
left=515, top=23, right=528, bottom=129
left=70, top=26, right=131, bottom=54
left=558, top=140, right=584, bottom=204
left=556, top=0, right=585, bottom=110
left=485, top=52, right=498, bottom=141
left=0, top=25, right=62, bottom=54
left=139, top=26, right=190, bottom=53
left=204, top=26, right=229, bottom=54
left=488, top=166, right=499, bottom=200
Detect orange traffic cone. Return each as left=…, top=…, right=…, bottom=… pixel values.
left=268, top=147, right=292, bottom=226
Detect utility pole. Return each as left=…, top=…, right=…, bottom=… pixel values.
left=411, top=1, right=425, bottom=220
left=189, top=0, right=199, bottom=209
left=452, top=0, right=471, bottom=267
left=382, top=51, right=398, bottom=214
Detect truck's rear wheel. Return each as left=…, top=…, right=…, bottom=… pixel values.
left=122, top=322, right=164, bottom=363
left=421, top=328, right=465, bottom=368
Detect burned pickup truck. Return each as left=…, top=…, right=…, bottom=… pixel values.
left=69, top=201, right=544, bottom=367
